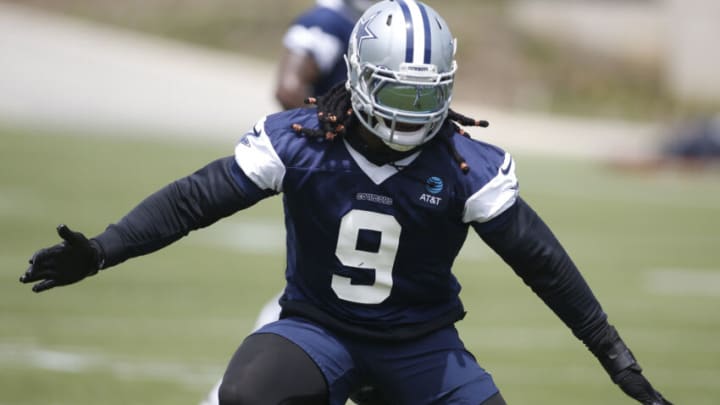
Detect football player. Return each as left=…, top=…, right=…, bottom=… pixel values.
left=21, top=1, right=673, bottom=404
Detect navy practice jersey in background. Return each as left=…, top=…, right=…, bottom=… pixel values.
left=282, top=2, right=357, bottom=96
left=232, top=108, right=518, bottom=340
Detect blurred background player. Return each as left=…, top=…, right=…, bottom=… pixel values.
left=202, top=1, right=375, bottom=404
left=611, top=114, right=720, bottom=171
left=275, top=0, right=374, bottom=110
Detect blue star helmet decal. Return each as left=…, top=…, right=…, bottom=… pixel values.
left=355, top=10, right=381, bottom=53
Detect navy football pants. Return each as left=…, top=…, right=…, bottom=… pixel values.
left=219, top=317, right=504, bottom=405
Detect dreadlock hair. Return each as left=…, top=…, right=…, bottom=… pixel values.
left=443, top=109, right=490, bottom=174
left=291, top=82, right=489, bottom=174
left=291, top=83, right=354, bottom=142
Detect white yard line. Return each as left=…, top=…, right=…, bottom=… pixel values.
left=190, top=219, right=286, bottom=254
left=646, top=269, right=720, bottom=297
left=0, top=342, right=222, bottom=387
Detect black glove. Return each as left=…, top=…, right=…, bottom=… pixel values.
left=613, top=366, right=673, bottom=405
left=20, top=224, right=102, bottom=293
left=592, top=326, right=672, bottom=405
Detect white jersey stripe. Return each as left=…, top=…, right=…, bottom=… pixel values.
left=462, top=152, right=519, bottom=223
left=233, top=116, right=286, bottom=192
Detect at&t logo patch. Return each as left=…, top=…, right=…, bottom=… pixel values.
left=419, top=176, right=444, bottom=206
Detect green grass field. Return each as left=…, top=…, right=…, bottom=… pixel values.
left=1, top=125, right=719, bottom=404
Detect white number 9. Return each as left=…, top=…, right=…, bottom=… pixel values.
left=331, top=209, right=400, bottom=304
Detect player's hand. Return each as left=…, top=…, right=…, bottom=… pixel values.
left=20, top=224, right=101, bottom=293
left=614, top=366, right=673, bottom=405
left=590, top=325, right=673, bottom=405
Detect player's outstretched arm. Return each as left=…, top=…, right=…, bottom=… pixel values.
left=20, top=224, right=102, bottom=293
left=476, top=198, right=672, bottom=404
left=20, top=157, right=262, bottom=293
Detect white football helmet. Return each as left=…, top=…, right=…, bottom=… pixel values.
left=346, top=0, right=457, bottom=151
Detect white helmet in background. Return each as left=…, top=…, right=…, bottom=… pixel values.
left=346, top=0, right=457, bottom=151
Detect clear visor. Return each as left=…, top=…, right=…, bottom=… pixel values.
left=375, top=83, right=447, bottom=114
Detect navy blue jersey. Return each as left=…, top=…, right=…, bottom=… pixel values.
left=92, top=108, right=605, bottom=344
left=233, top=108, right=518, bottom=338
left=283, top=5, right=357, bottom=96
